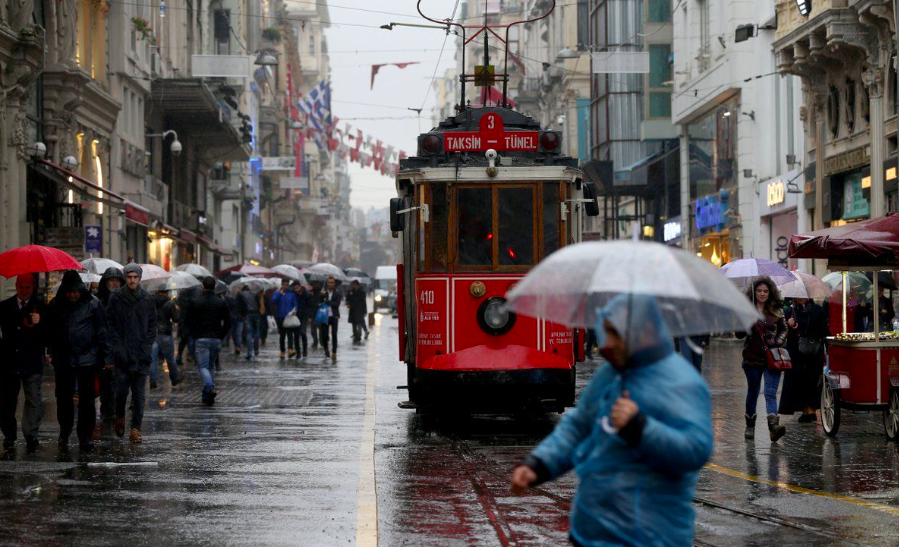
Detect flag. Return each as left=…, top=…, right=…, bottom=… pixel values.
left=371, top=61, right=421, bottom=89
left=476, top=86, right=515, bottom=108
left=297, top=80, right=332, bottom=131
left=508, top=51, right=527, bottom=76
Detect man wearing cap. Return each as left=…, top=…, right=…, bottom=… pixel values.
left=107, top=263, right=157, bottom=443
left=0, top=274, right=46, bottom=452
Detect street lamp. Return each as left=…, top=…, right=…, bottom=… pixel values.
left=62, top=155, right=79, bottom=170
left=254, top=51, right=279, bottom=66
left=27, top=141, right=47, bottom=159
left=556, top=47, right=581, bottom=60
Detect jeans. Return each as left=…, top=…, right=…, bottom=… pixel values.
left=151, top=334, right=180, bottom=384
left=319, top=317, right=338, bottom=354
left=195, top=338, right=222, bottom=393
left=55, top=365, right=99, bottom=443
left=98, top=366, right=116, bottom=419
left=116, top=370, right=148, bottom=430
left=743, top=364, right=782, bottom=416
left=244, top=314, right=261, bottom=357
left=0, top=372, right=42, bottom=442
left=231, top=318, right=244, bottom=351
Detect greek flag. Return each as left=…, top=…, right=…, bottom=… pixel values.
left=297, top=80, right=332, bottom=132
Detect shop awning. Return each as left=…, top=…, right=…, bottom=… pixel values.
left=150, top=78, right=251, bottom=161
left=789, top=212, right=899, bottom=265
left=125, top=201, right=150, bottom=226
left=180, top=229, right=197, bottom=244
left=34, top=160, right=127, bottom=209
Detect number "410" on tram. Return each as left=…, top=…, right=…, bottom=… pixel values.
left=390, top=107, right=600, bottom=413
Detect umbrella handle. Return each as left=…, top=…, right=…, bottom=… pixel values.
left=600, top=416, right=618, bottom=435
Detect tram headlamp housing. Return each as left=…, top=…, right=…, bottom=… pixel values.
left=539, top=131, right=561, bottom=153
left=477, top=296, right=516, bottom=336
left=421, top=134, right=442, bottom=155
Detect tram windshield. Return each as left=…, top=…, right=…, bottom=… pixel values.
left=415, top=181, right=563, bottom=272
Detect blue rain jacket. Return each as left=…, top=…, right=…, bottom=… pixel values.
left=270, top=290, right=299, bottom=320
left=528, top=294, right=713, bottom=547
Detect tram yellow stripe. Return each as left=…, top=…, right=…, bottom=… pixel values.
left=355, top=350, right=379, bottom=546
left=705, top=463, right=899, bottom=517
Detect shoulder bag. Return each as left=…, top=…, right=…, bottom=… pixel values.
left=756, top=322, right=792, bottom=371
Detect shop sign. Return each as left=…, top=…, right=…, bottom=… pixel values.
left=694, top=195, right=727, bottom=233
left=259, top=156, right=297, bottom=171
left=663, top=219, right=681, bottom=242
left=84, top=225, right=102, bottom=254
left=843, top=174, right=870, bottom=220
left=823, top=147, right=868, bottom=177
left=767, top=181, right=785, bottom=207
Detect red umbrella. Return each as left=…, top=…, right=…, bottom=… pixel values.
left=214, top=264, right=278, bottom=278
left=0, top=245, right=84, bottom=279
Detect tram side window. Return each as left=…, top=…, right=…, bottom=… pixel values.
left=430, top=183, right=448, bottom=271
left=498, top=187, right=534, bottom=266
left=458, top=188, right=493, bottom=266
left=543, top=184, right=560, bottom=257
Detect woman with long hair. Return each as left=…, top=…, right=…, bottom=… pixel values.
left=736, top=276, right=788, bottom=442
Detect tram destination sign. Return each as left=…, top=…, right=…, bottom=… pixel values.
left=443, top=113, right=539, bottom=152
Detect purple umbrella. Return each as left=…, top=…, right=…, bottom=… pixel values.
left=719, top=258, right=796, bottom=288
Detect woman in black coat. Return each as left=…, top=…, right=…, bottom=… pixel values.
left=779, top=298, right=828, bottom=422
left=346, top=280, right=368, bottom=342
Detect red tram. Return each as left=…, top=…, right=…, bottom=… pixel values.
left=390, top=108, right=599, bottom=413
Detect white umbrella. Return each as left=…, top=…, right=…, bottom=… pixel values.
left=506, top=241, right=759, bottom=336
left=135, top=264, right=171, bottom=282
left=174, top=263, right=213, bottom=278
left=52, top=272, right=101, bottom=295
left=308, top=262, right=348, bottom=282
left=271, top=264, right=305, bottom=281
left=80, top=258, right=123, bottom=275
left=142, top=270, right=202, bottom=292
left=229, top=276, right=271, bottom=294
left=779, top=270, right=831, bottom=301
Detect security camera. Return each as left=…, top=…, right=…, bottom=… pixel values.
left=485, top=149, right=498, bottom=161
left=170, top=139, right=182, bottom=156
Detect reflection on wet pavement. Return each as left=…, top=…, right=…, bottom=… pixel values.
left=1, top=322, right=898, bottom=545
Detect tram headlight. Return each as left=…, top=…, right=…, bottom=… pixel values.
left=477, top=296, right=516, bottom=336
left=421, top=134, right=442, bottom=155
left=375, top=295, right=382, bottom=302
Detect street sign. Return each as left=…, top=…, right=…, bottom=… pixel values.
left=85, top=225, right=102, bottom=254
left=259, top=156, right=297, bottom=171
left=443, top=113, right=538, bottom=152
left=474, top=65, right=495, bottom=87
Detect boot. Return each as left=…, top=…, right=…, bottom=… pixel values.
left=129, top=429, right=142, bottom=444
left=280, top=351, right=286, bottom=359
left=767, top=414, right=786, bottom=442
left=115, top=417, right=126, bottom=438
left=744, top=414, right=756, bottom=439
left=288, top=349, right=297, bottom=358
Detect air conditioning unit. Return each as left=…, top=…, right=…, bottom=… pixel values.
left=150, top=51, right=161, bottom=77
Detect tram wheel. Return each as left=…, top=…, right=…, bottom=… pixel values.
left=883, top=389, right=899, bottom=441
left=821, top=380, right=841, bottom=437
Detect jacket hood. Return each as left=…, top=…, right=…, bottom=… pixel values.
left=597, top=293, right=674, bottom=367
left=58, top=270, right=89, bottom=297
left=98, top=267, right=125, bottom=303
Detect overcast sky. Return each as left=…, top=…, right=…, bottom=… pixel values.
left=323, top=1, right=459, bottom=211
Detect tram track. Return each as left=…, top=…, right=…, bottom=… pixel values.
left=450, top=440, right=871, bottom=547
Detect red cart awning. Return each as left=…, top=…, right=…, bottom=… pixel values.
left=789, top=212, right=899, bottom=264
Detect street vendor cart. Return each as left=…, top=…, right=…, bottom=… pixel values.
left=790, top=213, right=899, bottom=440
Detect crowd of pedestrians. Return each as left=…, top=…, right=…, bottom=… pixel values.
left=0, top=268, right=370, bottom=453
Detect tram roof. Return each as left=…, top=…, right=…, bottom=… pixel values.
left=399, top=106, right=579, bottom=171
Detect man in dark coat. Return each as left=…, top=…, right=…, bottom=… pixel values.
left=317, top=277, right=342, bottom=360
left=107, top=263, right=157, bottom=443
left=97, top=267, right=124, bottom=420
left=151, top=289, right=181, bottom=389
left=175, top=285, right=200, bottom=369
left=294, top=282, right=316, bottom=357
left=186, top=277, right=231, bottom=406
left=48, top=271, right=109, bottom=451
left=346, top=280, right=368, bottom=343
left=237, top=285, right=261, bottom=360
left=0, top=274, right=46, bottom=452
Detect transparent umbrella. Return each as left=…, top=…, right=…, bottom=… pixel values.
left=52, top=272, right=101, bottom=295
left=229, top=276, right=271, bottom=294
left=142, top=270, right=202, bottom=292
left=779, top=271, right=831, bottom=300
left=308, top=263, right=348, bottom=282
left=174, top=263, right=213, bottom=278
left=135, top=264, right=171, bottom=282
left=271, top=264, right=305, bottom=281
left=505, top=241, right=759, bottom=337
left=80, top=258, right=123, bottom=275
left=719, top=258, right=796, bottom=288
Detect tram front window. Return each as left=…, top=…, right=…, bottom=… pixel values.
left=543, top=184, right=560, bottom=256
left=458, top=188, right=493, bottom=266
left=498, top=187, right=534, bottom=266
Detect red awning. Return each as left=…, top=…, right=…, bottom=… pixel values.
left=38, top=159, right=126, bottom=201
left=124, top=201, right=150, bottom=227
left=789, top=212, right=899, bottom=264
left=180, top=229, right=197, bottom=244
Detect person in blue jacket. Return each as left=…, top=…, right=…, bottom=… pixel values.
left=511, top=294, right=713, bottom=547
left=270, top=278, right=299, bottom=359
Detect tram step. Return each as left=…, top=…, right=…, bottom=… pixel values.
left=398, top=400, right=417, bottom=409
left=396, top=385, right=408, bottom=390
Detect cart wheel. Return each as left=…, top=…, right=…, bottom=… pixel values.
left=821, top=380, right=841, bottom=437
left=883, top=389, right=899, bottom=441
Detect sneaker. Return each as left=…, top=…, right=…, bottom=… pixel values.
left=245, top=354, right=252, bottom=361
left=303, top=349, right=308, bottom=358
left=365, top=331, right=369, bottom=340
left=324, top=349, right=331, bottom=358
left=235, top=348, right=241, bottom=355
left=115, top=417, right=126, bottom=438
left=129, top=429, right=143, bottom=444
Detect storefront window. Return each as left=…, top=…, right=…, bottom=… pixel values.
left=688, top=99, right=738, bottom=200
